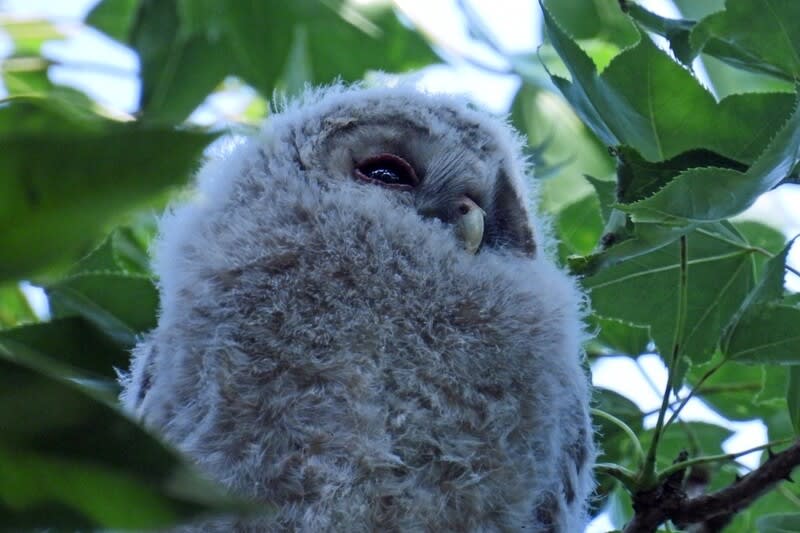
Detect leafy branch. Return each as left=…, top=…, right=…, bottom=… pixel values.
left=624, top=439, right=800, bottom=533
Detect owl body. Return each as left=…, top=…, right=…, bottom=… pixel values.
left=122, top=86, right=595, bottom=532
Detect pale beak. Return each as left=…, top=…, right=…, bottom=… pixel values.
left=454, top=196, right=485, bottom=254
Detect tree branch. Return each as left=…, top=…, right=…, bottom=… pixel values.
left=623, top=439, right=800, bottom=533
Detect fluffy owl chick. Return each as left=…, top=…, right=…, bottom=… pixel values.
left=121, top=85, right=595, bottom=532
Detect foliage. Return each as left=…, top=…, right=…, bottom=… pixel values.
left=0, top=0, right=799, bottom=531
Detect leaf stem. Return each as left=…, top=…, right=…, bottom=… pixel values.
left=663, top=357, right=727, bottom=428
left=657, top=437, right=795, bottom=481
left=641, top=235, right=689, bottom=487
left=595, top=462, right=639, bottom=489
left=592, top=408, right=646, bottom=467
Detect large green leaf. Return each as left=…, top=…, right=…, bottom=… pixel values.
left=691, top=0, right=800, bottom=82
left=721, top=240, right=800, bottom=364
left=621, top=96, right=800, bottom=224
left=687, top=357, right=780, bottom=421
left=541, top=0, right=639, bottom=50
left=45, top=273, right=158, bottom=348
left=87, top=0, right=438, bottom=123
left=0, top=317, right=128, bottom=380
left=539, top=1, right=795, bottom=164
left=627, top=1, right=800, bottom=85
left=0, top=356, right=255, bottom=530
left=724, top=303, right=800, bottom=364
left=614, top=146, right=747, bottom=205
left=733, top=221, right=790, bottom=276
left=583, top=223, right=756, bottom=364
left=0, top=97, right=214, bottom=282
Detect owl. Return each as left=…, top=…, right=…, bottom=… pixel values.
left=121, top=85, right=595, bottom=532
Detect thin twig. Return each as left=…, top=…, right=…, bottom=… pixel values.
left=663, top=357, right=727, bottom=428
left=641, top=235, right=689, bottom=488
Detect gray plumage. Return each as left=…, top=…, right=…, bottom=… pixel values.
left=121, top=85, right=595, bottom=532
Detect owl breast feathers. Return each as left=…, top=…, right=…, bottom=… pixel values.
left=122, top=85, right=596, bottom=532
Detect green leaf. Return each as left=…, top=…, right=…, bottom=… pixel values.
left=45, top=273, right=158, bottom=347
left=555, top=193, right=603, bottom=260
left=222, top=0, right=438, bottom=104
left=690, top=0, right=800, bottom=82
left=671, top=0, right=726, bottom=19
left=69, top=224, right=154, bottom=276
left=733, top=221, right=788, bottom=276
left=720, top=239, right=800, bottom=363
left=590, top=387, right=643, bottom=516
left=758, top=366, right=792, bottom=409
left=620, top=96, right=800, bottom=224
left=744, top=239, right=794, bottom=307
left=728, top=483, right=800, bottom=531
left=585, top=175, right=616, bottom=222
left=0, top=355, right=254, bottom=530
left=89, top=0, right=438, bottom=123
left=640, top=421, right=733, bottom=469
left=725, top=303, right=800, bottom=364
left=700, top=53, right=795, bottom=99
left=584, top=223, right=756, bottom=364
left=605, top=484, right=633, bottom=529
left=615, top=146, right=747, bottom=205
left=757, top=513, right=800, bottom=533
left=589, top=316, right=650, bottom=357
left=569, top=221, right=696, bottom=277
left=542, top=0, right=639, bottom=51
left=624, top=3, right=694, bottom=65
left=593, top=387, right=643, bottom=464
left=0, top=97, right=214, bottom=282
left=124, top=0, right=232, bottom=123
left=787, top=366, right=800, bottom=434
left=687, top=357, right=776, bottom=420
left=627, top=0, right=800, bottom=84
left=540, top=1, right=797, bottom=164
left=0, top=284, right=37, bottom=328
left=0, top=317, right=128, bottom=379
left=85, top=0, right=140, bottom=42
left=279, top=26, right=313, bottom=97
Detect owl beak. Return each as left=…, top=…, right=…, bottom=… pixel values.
left=454, top=196, right=485, bottom=255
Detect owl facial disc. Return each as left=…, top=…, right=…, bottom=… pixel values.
left=454, top=196, right=485, bottom=254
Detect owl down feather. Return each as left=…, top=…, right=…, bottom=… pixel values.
left=121, top=85, right=596, bottom=532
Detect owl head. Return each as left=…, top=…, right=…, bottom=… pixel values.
left=267, top=85, right=539, bottom=258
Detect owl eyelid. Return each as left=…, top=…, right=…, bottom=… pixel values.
left=354, top=153, right=419, bottom=190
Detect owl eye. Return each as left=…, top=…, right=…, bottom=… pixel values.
left=354, top=154, right=419, bottom=190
